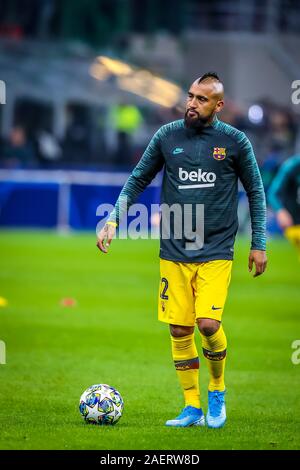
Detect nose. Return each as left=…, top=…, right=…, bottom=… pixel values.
left=189, top=97, right=197, bottom=108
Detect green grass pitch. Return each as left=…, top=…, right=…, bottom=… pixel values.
left=0, top=230, right=299, bottom=450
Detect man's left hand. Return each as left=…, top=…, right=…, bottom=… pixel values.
left=248, top=250, right=267, bottom=277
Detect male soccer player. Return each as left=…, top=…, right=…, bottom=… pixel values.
left=268, top=155, right=300, bottom=259
left=97, top=72, right=267, bottom=428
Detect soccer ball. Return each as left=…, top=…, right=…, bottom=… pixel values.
left=79, top=384, right=124, bottom=425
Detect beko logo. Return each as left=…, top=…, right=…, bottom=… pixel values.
left=178, top=167, right=216, bottom=189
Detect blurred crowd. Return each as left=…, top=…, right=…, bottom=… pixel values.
left=0, top=1, right=299, bottom=185
left=0, top=100, right=298, bottom=192
left=0, top=102, right=181, bottom=171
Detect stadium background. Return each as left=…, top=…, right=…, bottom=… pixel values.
left=0, top=0, right=299, bottom=451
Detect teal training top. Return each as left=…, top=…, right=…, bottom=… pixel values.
left=108, top=118, right=267, bottom=262
left=268, top=155, right=300, bottom=224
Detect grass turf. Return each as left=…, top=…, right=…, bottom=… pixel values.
left=0, top=230, right=299, bottom=450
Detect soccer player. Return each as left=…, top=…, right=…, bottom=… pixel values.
left=268, top=155, right=300, bottom=259
left=97, top=72, right=267, bottom=428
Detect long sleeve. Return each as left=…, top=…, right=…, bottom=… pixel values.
left=108, top=128, right=165, bottom=225
left=236, top=134, right=267, bottom=251
left=268, top=160, right=294, bottom=212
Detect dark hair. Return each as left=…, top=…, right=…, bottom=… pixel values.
left=198, top=72, right=220, bottom=83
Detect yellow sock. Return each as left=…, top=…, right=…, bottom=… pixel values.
left=171, top=334, right=200, bottom=409
left=201, top=325, right=227, bottom=392
left=285, top=226, right=300, bottom=261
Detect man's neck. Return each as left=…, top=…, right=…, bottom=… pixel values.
left=205, top=114, right=218, bottom=127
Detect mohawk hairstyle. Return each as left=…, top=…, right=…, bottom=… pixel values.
left=198, top=72, right=221, bottom=83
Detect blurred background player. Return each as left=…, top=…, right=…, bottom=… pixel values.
left=97, top=73, right=267, bottom=429
left=108, top=101, right=143, bottom=166
left=269, top=155, right=300, bottom=259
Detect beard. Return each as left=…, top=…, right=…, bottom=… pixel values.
left=184, top=109, right=212, bottom=129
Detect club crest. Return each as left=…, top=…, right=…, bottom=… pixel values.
left=213, top=147, right=226, bottom=161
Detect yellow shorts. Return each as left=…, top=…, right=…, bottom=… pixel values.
left=158, top=259, right=232, bottom=326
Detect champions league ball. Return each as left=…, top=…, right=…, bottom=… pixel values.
left=79, top=384, right=124, bottom=425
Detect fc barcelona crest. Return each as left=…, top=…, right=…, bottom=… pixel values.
left=213, top=147, right=226, bottom=161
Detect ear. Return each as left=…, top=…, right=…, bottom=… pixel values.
left=215, top=100, right=224, bottom=113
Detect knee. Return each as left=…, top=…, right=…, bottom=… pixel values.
left=197, top=318, right=220, bottom=337
left=169, top=324, right=194, bottom=337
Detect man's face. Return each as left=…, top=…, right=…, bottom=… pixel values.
left=185, top=80, right=224, bottom=129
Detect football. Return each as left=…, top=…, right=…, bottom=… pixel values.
left=79, top=384, right=124, bottom=425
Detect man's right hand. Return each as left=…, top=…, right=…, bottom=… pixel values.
left=276, top=209, right=293, bottom=231
left=96, top=223, right=117, bottom=253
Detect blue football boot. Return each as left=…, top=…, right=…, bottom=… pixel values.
left=165, top=405, right=205, bottom=427
left=206, top=390, right=226, bottom=428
